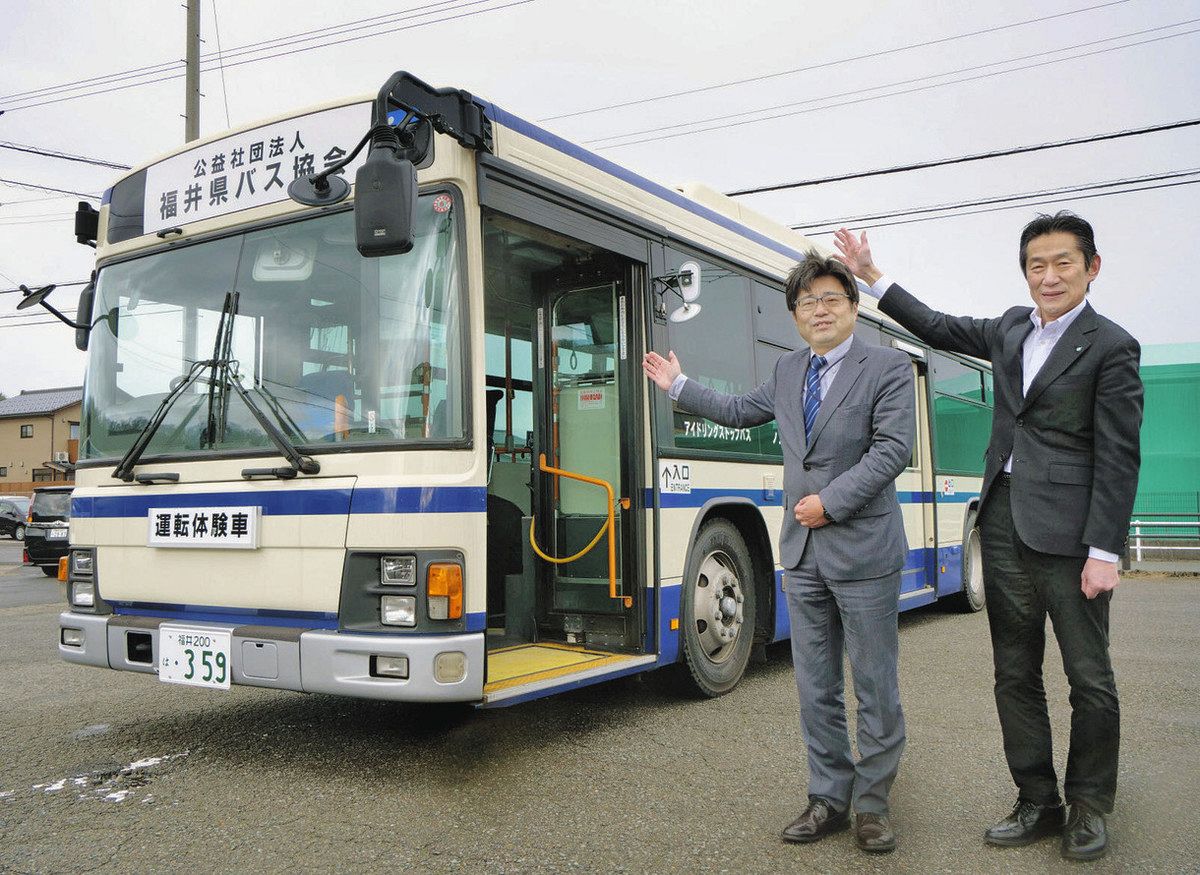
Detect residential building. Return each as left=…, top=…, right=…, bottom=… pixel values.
left=0, top=386, right=83, bottom=492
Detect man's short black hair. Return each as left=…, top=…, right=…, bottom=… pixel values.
left=785, top=251, right=859, bottom=312
left=1019, top=211, right=1098, bottom=272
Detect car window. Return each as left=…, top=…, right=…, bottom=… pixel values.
left=32, top=492, right=72, bottom=517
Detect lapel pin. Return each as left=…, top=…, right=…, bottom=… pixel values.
left=1075, top=346, right=1083, bottom=352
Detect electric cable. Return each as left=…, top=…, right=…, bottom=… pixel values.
left=0, top=1, right=535, bottom=113
left=540, top=0, right=1134, bottom=122
left=726, top=118, right=1200, bottom=196
left=0, top=142, right=130, bottom=170
left=798, top=176, right=1200, bottom=234
left=0, top=178, right=100, bottom=199
left=211, top=0, right=232, bottom=129
left=587, top=23, right=1200, bottom=149
left=0, top=0, right=479, bottom=103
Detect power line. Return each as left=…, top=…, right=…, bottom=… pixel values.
left=0, top=178, right=100, bottom=199
left=798, top=176, right=1200, bottom=235
left=727, top=118, right=1200, bottom=196
left=540, top=0, right=1134, bottom=123
left=0, top=141, right=130, bottom=171
left=0, top=1, right=535, bottom=113
left=0, top=193, right=80, bottom=206
left=0, top=281, right=88, bottom=296
left=0, top=0, right=472, bottom=103
left=587, top=22, right=1200, bottom=149
left=796, top=168, right=1200, bottom=229
left=211, top=0, right=232, bottom=129
left=0, top=216, right=74, bottom=227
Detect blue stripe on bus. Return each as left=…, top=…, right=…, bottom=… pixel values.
left=111, top=601, right=340, bottom=629
left=110, top=601, right=487, bottom=632
left=477, top=102, right=882, bottom=292
left=72, top=486, right=487, bottom=518
left=651, top=489, right=980, bottom=509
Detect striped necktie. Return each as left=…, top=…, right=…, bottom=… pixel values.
left=804, top=354, right=827, bottom=441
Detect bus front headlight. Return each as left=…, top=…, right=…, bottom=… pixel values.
left=70, top=580, right=96, bottom=608
left=380, top=595, right=416, bottom=627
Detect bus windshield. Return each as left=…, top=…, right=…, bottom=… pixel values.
left=81, top=193, right=464, bottom=462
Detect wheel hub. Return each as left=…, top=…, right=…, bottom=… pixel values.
left=694, top=551, right=747, bottom=661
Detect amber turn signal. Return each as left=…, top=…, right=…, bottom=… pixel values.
left=426, top=563, right=463, bottom=620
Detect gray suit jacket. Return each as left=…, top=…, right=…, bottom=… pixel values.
left=879, top=284, right=1142, bottom=557
left=678, top=335, right=915, bottom=579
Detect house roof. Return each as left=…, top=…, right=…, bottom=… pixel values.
left=0, top=386, right=83, bottom=419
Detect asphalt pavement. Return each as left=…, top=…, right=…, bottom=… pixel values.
left=0, top=565, right=1197, bottom=873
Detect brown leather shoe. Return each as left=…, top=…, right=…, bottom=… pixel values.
left=781, top=798, right=850, bottom=844
left=855, top=813, right=897, bottom=853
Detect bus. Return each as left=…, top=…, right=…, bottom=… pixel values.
left=43, top=71, right=991, bottom=707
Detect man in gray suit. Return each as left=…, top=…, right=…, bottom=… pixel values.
left=834, top=212, right=1141, bottom=861
left=643, top=253, right=914, bottom=853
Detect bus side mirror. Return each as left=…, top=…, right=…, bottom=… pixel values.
left=75, top=281, right=96, bottom=351
left=75, top=201, right=99, bottom=248
left=355, top=147, right=417, bottom=258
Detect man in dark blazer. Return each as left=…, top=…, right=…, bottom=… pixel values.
left=643, top=253, right=914, bottom=854
left=834, top=212, right=1142, bottom=861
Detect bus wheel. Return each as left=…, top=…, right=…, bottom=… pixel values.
left=950, top=511, right=985, bottom=613
left=680, top=519, right=756, bottom=697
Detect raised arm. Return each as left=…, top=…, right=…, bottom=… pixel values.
left=834, top=228, right=1000, bottom=361
left=642, top=350, right=776, bottom=429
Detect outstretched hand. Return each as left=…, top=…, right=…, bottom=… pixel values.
left=642, top=350, right=682, bottom=391
left=832, top=228, right=883, bottom=286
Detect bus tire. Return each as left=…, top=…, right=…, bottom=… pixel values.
left=949, top=510, right=985, bottom=613
left=679, top=518, right=756, bottom=697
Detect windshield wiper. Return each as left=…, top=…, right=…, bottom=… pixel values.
left=113, top=291, right=320, bottom=482
left=223, top=364, right=320, bottom=479
left=203, top=290, right=238, bottom=448
left=112, top=358, right=212, bottom=482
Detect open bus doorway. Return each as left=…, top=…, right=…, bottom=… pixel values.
left=482, top=211, right=645, bottom=695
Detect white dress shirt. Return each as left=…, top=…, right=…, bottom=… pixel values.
left=870, top=276, right=1115, bottom=563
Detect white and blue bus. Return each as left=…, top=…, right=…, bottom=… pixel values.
left=45, top=72, right=991, bottom=707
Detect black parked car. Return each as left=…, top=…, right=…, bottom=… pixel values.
left=24, top=486, right=73, bottom=577
left=0, top=496, right=30, bottom=540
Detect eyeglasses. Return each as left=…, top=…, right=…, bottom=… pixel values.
left=795, top=292, right=851, bottom=313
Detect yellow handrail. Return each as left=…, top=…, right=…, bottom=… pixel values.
left=528, top=453, right=631, bottom=608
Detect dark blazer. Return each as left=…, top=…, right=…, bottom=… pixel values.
left=879, top=284, right=1142, bottom=557
left=678, top=335, right=914, bottom=578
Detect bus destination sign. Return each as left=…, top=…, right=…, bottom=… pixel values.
left=147, top=505, right=262, bottom=550
left=142, top=102, right=372, bottom=235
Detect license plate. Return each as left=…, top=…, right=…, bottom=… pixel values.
left=158, top=626, right=232, bottom=690
left=47, top=529, right=68, bottom=540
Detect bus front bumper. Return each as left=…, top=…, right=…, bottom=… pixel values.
left=58, top=612, right=485, bottom=703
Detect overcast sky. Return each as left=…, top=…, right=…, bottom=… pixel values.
left=1, top=0, right=1197, bottom=398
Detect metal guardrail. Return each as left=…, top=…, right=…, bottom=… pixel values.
left=1128, top=514, right=1200, bottom=562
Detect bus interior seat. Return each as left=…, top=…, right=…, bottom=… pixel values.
left=293, top=369, right=354, bottom=439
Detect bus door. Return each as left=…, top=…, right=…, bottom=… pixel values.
left=901, top=349, right=938, bottom=603
left=531, top=267, right=640, bottom=650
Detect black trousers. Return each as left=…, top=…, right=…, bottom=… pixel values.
left=978, top=478, right=1119, bottom=812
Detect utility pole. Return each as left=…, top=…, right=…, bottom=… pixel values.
left=184, top=0, right=200, bottom=142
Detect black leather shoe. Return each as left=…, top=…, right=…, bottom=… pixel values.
left=1061, top=803, right=1107, bottom=861
left=781, top=799, right=850, bottom=844
left=855, top=813, right=896, bottom=853
left=985, top=799, right=1065, bottom=847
